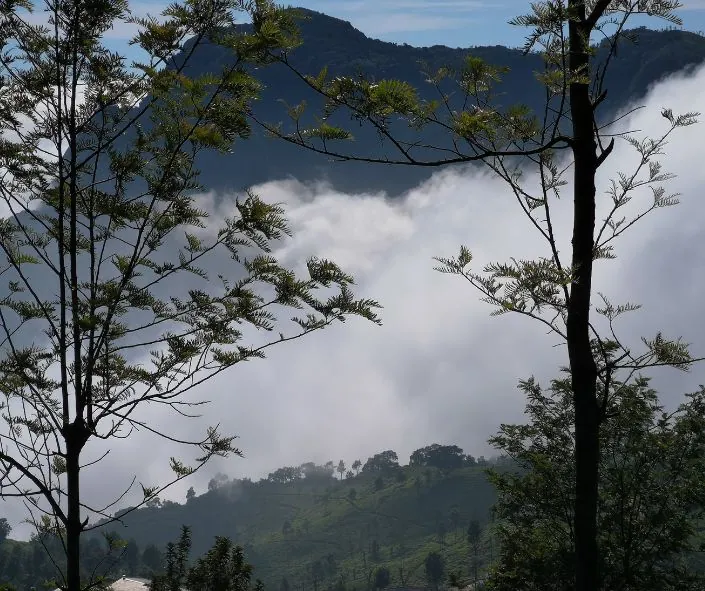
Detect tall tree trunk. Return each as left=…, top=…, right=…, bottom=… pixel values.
left=568, top=9, right=601, bottom=591
left=66, top=422, right=87, bottom=591
left=473, top=546, right=478, bottom=584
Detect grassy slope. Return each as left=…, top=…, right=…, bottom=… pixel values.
left=102, top=465, right=499, bottom=589
left=246, top=466, right=497, bottom=588
left=5, top=463, right=705, bottom=589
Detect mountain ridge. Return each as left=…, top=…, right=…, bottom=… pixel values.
left=172, top=9, right=705, bottom=196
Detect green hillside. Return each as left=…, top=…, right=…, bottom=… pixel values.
left=101, top=453, right=505, bottom=590
left=0, top=447, right=507, bottom=590
left=2, top=448, right=704, bottom=591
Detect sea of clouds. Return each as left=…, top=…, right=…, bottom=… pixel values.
left=5, top=59, right=705, bottom=540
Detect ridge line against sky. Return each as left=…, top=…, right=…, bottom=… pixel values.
left=296, top=0, right=705, bottom=47
left=110, top=0, right=705, bottom=49
left=25, top=0, right=705, bottom=50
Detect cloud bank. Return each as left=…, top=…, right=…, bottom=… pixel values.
left=5, top=60, right=705, bottom=541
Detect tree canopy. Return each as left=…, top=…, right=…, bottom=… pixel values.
left=409, top=444, right=468, bottom=471
left=486, top=375, right=705, bottom=590
left=0, top=1, right=380, bottom=589
left=151, top=526, right=263, bottom=591
left=362, top=450, right=399, bottom=473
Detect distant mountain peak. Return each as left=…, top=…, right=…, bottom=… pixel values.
left=283, top=6, right=371, bottom=43
left=163, top=13, right=705, bottom=197
left=286, top=6, right=355, bottom=26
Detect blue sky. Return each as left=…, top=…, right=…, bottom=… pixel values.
left=108, top=1, right=705, bottom=50
left=288, top=0, right=705, bottom=48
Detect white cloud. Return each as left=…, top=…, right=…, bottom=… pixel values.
left=18, top=1, right=168, bottom=40
left=682, top=1, right=705, bottom=10
left=345, top=14, right=474, bottom=35
left=301, top=0, right=500, bottom=36
left=305, top=0, right=503, bottom=15
left=158, top=58, right=705, bottom=493
left=5, top=59, right=705, bottom=543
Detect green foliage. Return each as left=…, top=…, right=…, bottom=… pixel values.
left=373, top=566, right=390, bottom=589
left=486, top=376, right=705, bottom=590
left=143, top=544, right=164, bottom=573
left=362, top=451, right=399, bottom=474
left=0, top=530, right=139, bottom=589
left=466, top=521, right=481, bottom=548
left=268, top=24, right=552, bottom=162
left=0, top=0, right=380, bottom=588
left=409, top=445, right=470, bottom=471
left=74, top=456, right=499, bottom=591
left=150, top=526, right=263, bottom=591
left=466, top=519, right=482, bottom=584
left=424, top=551, right=444, bottom=589
left=0, top=519, right=11, bottom=544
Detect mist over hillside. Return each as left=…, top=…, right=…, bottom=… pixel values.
left=3, top=6, right=705, bottom=546
left=1, top=444, right=509, bottom=590
left=2, top=4, right=705, bottom=590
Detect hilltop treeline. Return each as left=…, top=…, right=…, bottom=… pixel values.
left=0, top=444, right=507, bottom=590
left=264, top=445, right=489, bottom=486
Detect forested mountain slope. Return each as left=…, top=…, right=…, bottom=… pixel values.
left=100, top=449, right=505, bottom=590
left=1, top=448, right=508, bottom=590
left=173, top=10, right=705, bottom=195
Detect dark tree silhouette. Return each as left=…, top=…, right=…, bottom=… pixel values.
left=425, top=552, right=445, bottom=591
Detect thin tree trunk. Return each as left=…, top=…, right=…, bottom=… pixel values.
left=567, top=8, right=601, bottom=591
left=473, top=546, right=478, bottom=584
left=66, top=423, right=87, bottom=591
